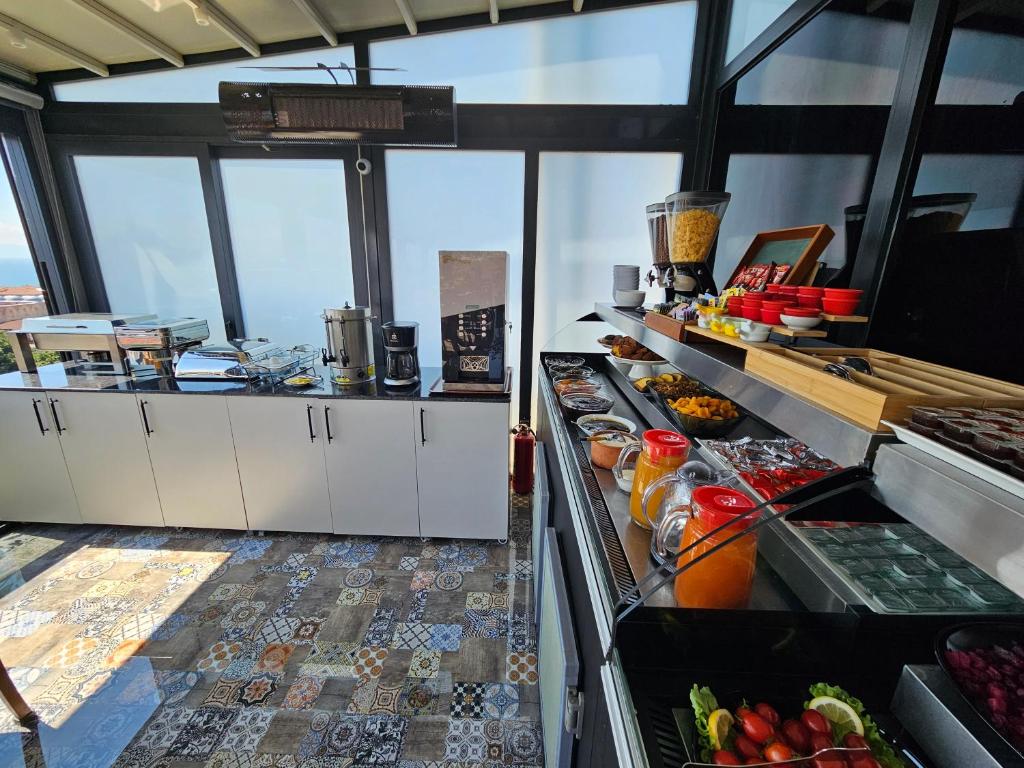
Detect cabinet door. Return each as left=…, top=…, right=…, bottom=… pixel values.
left=140, top=393, right=247, bottom=530
left=227, top=397, right=332, bottom=533
left=324, top=399, right=419, bottom=537
left=0, top=390, right=80, bottom=524
left=415, top=400, right=510, bottom=539
left=49, top=391, right=163, bottom=527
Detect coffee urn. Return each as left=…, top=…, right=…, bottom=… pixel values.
left=322, top=303, right=375, bottom=385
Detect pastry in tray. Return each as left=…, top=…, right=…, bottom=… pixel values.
left=973, top=430, right=1022, bottom=460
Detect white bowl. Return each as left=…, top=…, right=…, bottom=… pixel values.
left=739, top=321, right=772, bottom=342
left=575, top=413, right=637, bottom=436
left=614, top=289, right=646, bottom=307
left=780, top=313, right=823, bottom=330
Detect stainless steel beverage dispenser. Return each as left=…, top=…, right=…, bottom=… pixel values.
left=322, top=303, right=375, bottom=385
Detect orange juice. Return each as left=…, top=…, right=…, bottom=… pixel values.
left=627, top=430, right=690, bottom=529
left=673, top=486, right=758, bottom=609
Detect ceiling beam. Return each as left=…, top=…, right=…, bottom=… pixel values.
left=394, top=0, right=418, bottom=35
left=67, top=0, right=184, bottom=67
left=489, top=0, right=499, bottom=24
left=182, top=0, right=260, bottom=57
left=0, top=59, right=37, bottom=85
left=291, top=0, right=337, bottom=46
left=0, top=12, right=108, bottom=76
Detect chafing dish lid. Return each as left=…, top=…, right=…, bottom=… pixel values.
left=20, top=312, right=157, bottom=334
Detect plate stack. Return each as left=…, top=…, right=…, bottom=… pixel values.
left=613, top=265, right=644, bottom=307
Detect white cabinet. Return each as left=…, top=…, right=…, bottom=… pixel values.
left=415, top=400, right=510, bottom=539
left=323, top=399, right=420, bottom=537
left=0, top=390, right=80, bottom=524
left=227, top=397, right=332, bottom=533
left=139, top=393, right=247, bottom=530
left=48, top=391, right=163, bottom=527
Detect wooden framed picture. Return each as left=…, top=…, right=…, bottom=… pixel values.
left=726, top=225, right=834, bottom=291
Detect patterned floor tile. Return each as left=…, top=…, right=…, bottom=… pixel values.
left=0, top=495, right=540, bottom=767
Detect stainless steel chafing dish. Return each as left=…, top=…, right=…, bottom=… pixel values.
left=173, top=338, right=285, bottom=380
left=6, top=312, right=157, bottom=374
left=115, top=317, right=210, bottom=377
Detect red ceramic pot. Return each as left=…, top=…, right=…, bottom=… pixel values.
left=822, top=297, right=860, bottom=315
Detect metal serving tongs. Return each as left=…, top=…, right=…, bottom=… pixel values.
left=605, top=463, right=875, bottom=660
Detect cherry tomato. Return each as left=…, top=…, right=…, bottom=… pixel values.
left=809, top=733, right=834, bottom=755
left=842, top=733, right=870, bottom=751
left=734, top=734, right=762, bottom=760
left=713, top=749, right=742, bottom=765
left=801, top=709, right=833, bottom=736
left=755, top=702, right=781, bottom=727
left=738, top=709, right=775, bottom=744
left=780, top=719, right=811, bottom=754
left=764, top=741, right=794, bottom=762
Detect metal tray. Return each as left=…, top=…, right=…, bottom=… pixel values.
left=884, top=420, right=1024, bottom=501
left=935, top=621, right=1024, bottom=762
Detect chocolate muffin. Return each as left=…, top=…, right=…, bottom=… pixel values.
left=940, top=417, right=984, bottom=443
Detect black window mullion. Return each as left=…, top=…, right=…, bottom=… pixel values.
left=518, top=150, right=539, bottom=423
left=198, top=146, right=245, bottom=340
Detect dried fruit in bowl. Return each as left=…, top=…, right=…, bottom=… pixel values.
left=671, top=396, right=739, bottom=421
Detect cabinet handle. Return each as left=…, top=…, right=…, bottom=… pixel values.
left=140, top=400, right=153, bottom=436
left=420, top=407, right=426, bottom=446
left=31, top=398, right=48, bottom=435
left=324, top=405, right=333, bottom=443
left=306, top=404, right=316, bottom=443
left=49, top=398, right=65, bottom=434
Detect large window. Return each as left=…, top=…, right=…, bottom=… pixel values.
left=370, top=2, right=697, bottom=104
left=219, top=158, right=354, bottom=348
left=74, top=156, right=225, bottom=337
left=386, top=150, right=525, bottom=399
left=534, top=151, right=682, bottom=404
left=54, top=46, right=356, bottom=103
left=726, top=0, right=796, bottom=62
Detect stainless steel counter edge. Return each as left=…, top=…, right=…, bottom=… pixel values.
left=873, top=443, right=1024, bottom=599
left=595, top=303, right=891, bottom=467
left=0, top=363, right=510, bottom=403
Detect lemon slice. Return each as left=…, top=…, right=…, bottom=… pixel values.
left=807, top=695, right=864, bottom=736
left=707, top=708, right=734, bottom=751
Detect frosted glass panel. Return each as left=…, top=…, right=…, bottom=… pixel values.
left=371, top=3, right=696, bottom=104
left=534, top=151, right=682, bottom=381
left=220, top=159, right=354, bottom=348
left=726, top=0, right=795, bottom=62
left=735, top=11, right=907, bottom=104
left=936, top=27, right=1024, bottom=104
left=715, top=154, right=872, bottom=287
left=74, top=156, right=225, bottom=338
left=386, top=150, right=524, bottom=397
left=55, top=46, right=354, bottom=103
left=914, top=155, right=1024, bottom=231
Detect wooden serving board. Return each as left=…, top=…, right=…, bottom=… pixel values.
left=682, top=324, right=780, bottom=353
left=744, top=347, right=1024, bottom=431
left=643, top=311, right=691, bottom=342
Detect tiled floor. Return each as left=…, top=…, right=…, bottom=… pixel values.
left=0, top=495, right=541, bottom=768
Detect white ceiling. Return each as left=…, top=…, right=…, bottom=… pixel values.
left=0, top=0, right=565, bottom=83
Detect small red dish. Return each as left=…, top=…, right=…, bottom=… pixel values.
left=777, top=285, right=799, bottom=294
left=780, top=306, right=821, bottom=317
left=760, top=308, right=783, bottom=325
left=797, top=295, right=823, bottom=309
left=822, top=297, right=859, bottom=315
left=762, top=300, right=792, bottom=310
left=823, top=288, right=863, bottom=298
left=742, top=306, right=762, bottom=321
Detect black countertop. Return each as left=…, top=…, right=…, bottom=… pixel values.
left=0, top=362, right=511, bottom=403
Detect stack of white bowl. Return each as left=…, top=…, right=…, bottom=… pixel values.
left=613, top=265, right=645, bottom=307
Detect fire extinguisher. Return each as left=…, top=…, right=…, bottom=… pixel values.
left=511, top=423, right=536, bottom=495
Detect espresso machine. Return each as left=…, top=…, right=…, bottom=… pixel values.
left=322, top=303, right=375, bottom=385
left=382, top=321, right=420, bottom=388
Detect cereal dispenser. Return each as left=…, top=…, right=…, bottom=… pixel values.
left=664, top=191, right=730, bottom=297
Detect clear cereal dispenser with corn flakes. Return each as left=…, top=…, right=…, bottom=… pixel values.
left=664, top=191, right=731, bottom=297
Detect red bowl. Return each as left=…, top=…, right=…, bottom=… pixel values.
left=777, top=285, right=799, bottom=294
left=762, top=300, right=792, bottom=310
left=760, top=308, right=783, bottom=325
left=822, top=297, right=860, bottom=315
left=742, top=306, right=762, bottom=321
left=797, top=295, right=823, bottom=309
left=781, top=306, right=822, bottom=317
left=823, top=288, right=863, bottom=298
left=796, top=286, right=825, bottom=295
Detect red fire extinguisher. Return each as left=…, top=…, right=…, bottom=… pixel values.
left=511, top=423, right=536, bottom=495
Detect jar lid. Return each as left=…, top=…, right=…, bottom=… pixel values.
left=642, top=429, right=690, bottom=461
left=691, top=485, right=757, bottom=529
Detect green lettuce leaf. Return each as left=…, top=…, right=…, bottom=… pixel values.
left=807, top=683, right=907, bottom=768
left=690, top=684, right=719, bottom=763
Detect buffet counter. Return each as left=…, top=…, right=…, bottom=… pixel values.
left=533, top=323, right=1024, bottom=768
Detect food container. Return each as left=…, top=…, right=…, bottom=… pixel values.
left=739, top=321, right=771, bottom=343
left=575, top=413, right=636, bottom=436
left=646, top=202, right=670, bottom=266
left=741, top=305, right=762, bottom=321
left=669, top=485, right=760, bottom=609
left=664, top=191, right=731, bottom=265
left=659, top=392, right=744, bottom=438
left=904, top=192, right=977, bottom=237
left=780, top=312, right=823, bottom=330
left=822, top=297, right=860, bottom=315
left=797, top=294, right=823, bottom=309
left=589, top=431, right=640, bottom=470
left=973, top=430, right=1021, bottom=460
left=552, top=375, right=599, bottom=395
left=616, top=429, right=691, bottom=529
left=546, top=355, right=585, bottom=371
left=559, top=392, right=613, bottom=421
left=940, top=417, right=983, bottom=443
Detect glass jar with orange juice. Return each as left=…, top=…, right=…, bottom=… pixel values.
left=669, top=485, right=759, bottom=609
left=616, top=429, right=690, bottom=529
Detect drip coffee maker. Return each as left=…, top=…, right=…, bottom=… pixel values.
left=382, top=321, right=420, bottom=388
left=664, top=191, right=731, bottom=297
